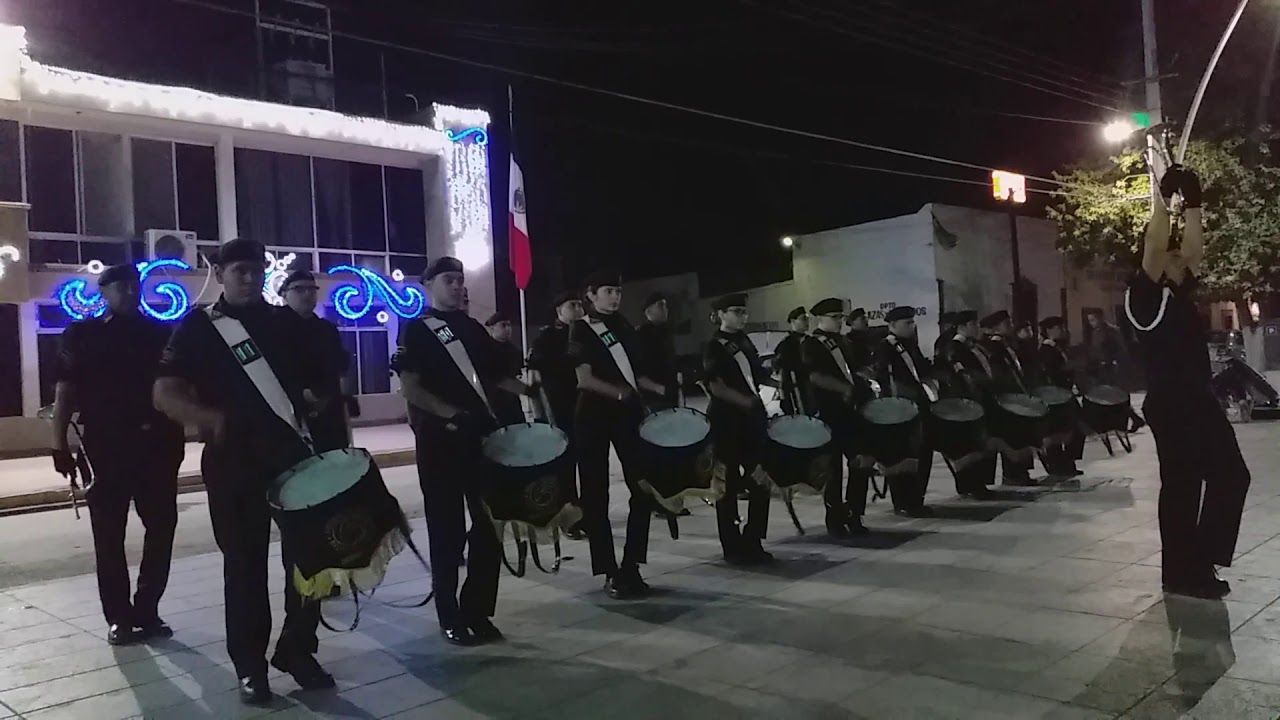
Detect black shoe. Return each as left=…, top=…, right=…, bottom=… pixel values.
left=604, top=575, right=641, bottom=600
left=565, top=525, right=587, bottom=541
left=1069, top=467, right=1084, bottom=477
left=107, top=623, right=139, bottom=646
left=1003, top=475, right=1037, bottom=487
left=1128, top=417, right=1147, bottom=433
left=723, top=548, right=753, bottom=566
left=826, top=509, right=851, bottom=538
left=1162, top=580, right=1229, bottom=600
left=1211, top=570, right=1232, bottom=595
left=136, top=618, right=173, bottom=640
left=440, top=625, right=476, bottom=646
left=966, top=487, right=996, bottom=500
left=467, top=618, right=504, bottom=644
left=846, top=519, right=870, bottom=536
left=270, top=651, right=335, bottom=690
left=239, top=675, right=274, bottom=706
left=903, top=506, right=934, bottom=519
left=620, top=567, right=651, bottom=595
left=743, top=541, right=775, bottom=564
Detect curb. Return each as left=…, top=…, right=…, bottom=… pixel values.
left=0, top=448, right=418, bottom=517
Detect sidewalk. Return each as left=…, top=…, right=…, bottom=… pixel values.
left=0, top=425, right=418, bottom=513
left=1, top=418, right=1280, bottom=717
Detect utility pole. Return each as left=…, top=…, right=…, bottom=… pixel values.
left=1140, top=0, right=1167, bottom=178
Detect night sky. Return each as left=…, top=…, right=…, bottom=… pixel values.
left=3, top=0, right=1273, bottom=321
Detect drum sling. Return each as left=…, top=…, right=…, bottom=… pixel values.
left=423, top=315, right=492, bottom=413
left=721, top=337, right=772, bottom=489
left=588, top=317, right=638, bottom=390
left=887, top=334, right=938, bottom=402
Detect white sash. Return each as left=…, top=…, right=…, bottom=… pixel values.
left=720, top=337, right=756, bottom=391
left=819, top=334, right=855, bottom=384
left=423, top=315, right=492, bottom=414
left=208, top=309, right=311, bottom=444
left=1124, top=286, right=1172, bottom=332
left=970, top=341, right=994, bottom=378
left=588, top=318, right=637, bottom=389
left=888, top=334, right=938, bottom=402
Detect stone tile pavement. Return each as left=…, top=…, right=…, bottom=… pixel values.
left=3, top=420, right=1280, bottom=718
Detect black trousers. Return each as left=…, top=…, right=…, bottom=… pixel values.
left=952, top=453, right=997, bottom=495
left=82, top=427, right=182, bottom=628
left=1000, top=452, right=1034, bottom=482
left=414, top=426, right=500, bottom=628
left=824, top=418, right=872, bottom=519
left=886, top=446, right=933, bottom=511
left=204, top=454, right=319, bottom=680
left=711, top=413, right=771, bottom=551
left=576, top=403, right=651, bottom=576
left=1042, top=431, right=1085, bottom=476
left=1146, top=391, right=1251, bottom=584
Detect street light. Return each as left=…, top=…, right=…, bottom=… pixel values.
left=780, top=236, right=794, bottom=249
left=993, top=170, right=1031, bottom=324
left=1102, top=119, right=1139, bottom=144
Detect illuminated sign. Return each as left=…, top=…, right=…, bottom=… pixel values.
left=56, top=258, right=192, bottom=322
left=327, top=265, right=425, bottom=322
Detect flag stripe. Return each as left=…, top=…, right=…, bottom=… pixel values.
left=508, top=156, right=532, bottom=290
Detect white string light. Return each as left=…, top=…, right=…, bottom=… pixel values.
left=262, top=251, right=297, bottom=306
left=0, top=244, right=18, bottom=280
left=85, top=259, right=105, bottom=275
left=431, top=103, right=491, bottom=130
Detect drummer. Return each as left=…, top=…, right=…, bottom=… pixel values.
left=937, top=310, right=997, bottom=499
left=394, top=256, right=533, bottom=646
left=704, top=293, right=774, bottom=564
left=635, top=292, right=678, bottom=410
left=935, top=312, right=957, bottom=363
left=979, top=310, right=1037, bottom=486
left=872, top=305, right=937, bottom=517
left=1039, top=316, right=1084, bottom=478
left=773, top=306, right=809, bottom=415
left=801, top=298, right=874, bottom=536
left=569, top=270, right=667, bottom=599
left=526, top=290, right=587, bottom=537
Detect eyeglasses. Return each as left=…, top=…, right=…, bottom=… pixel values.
left=287, top=285, right=319, bottom=293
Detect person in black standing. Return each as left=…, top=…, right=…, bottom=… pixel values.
left=570, top=270, right=666, bottom=599
left=526, top=290, right=587, bottom=538
left=394, top=257, right=532, bottom=644
left=485, top=311, right=525, bottom=425
left=634, top=292, right=678, bottom=410
left=1038, top=316, right=1084, bottom=478
left=773, top=306, right=809, bottom=414
left=153, top=239, right=332, bottom=705
left=980, top=310, right=1037, bottom=486
left=934, top=312, right=957, bottom=363
left=277, top=270, right=352, bottom=452
left=873, top=305, right=938, bottom=517
left=843, top=308, right=874, bottom=369
left=802, top=298, right=875, bottom=535
left=704, top=293, right=773, bottom=564
left=51, top=264, right=184, bottom=646
left=935, top=310, right=997, bottom=500
left=1126, top=165, right=1250, bottom=599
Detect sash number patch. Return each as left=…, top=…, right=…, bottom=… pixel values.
left=600, top=330, right=619, bottom=348
left=434, top=326, right=457, bottom=345
left=231, top=339, right=262, bottom=366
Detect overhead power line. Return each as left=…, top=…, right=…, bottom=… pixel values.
left=170, top=0, right=1075, bottom=188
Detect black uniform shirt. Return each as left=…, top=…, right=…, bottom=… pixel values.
left=703, top=329, right=767, bottom=416
left=801, top=330, right=871, bottom=418
left=527, top=322, right=575, bottom=401
left=634, top=320, right=677, bottom=403
left=1038, top=339, right=1073, bottom=390
left=57, top=313, right=179, bottom=433
left=980, top=335, right=1028, bottom=394
left=567, top=310, right=645, bottom=411
left=1126, top=271, right=1211, bottom=396
left=394, top=307, right=507, bottom=427
left=277, top=308, right=350, bottom=396
left=874, top=334, right=933, bottom=402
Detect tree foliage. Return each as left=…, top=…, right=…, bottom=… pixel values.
left=1047, top=135, right=1280, bottom=300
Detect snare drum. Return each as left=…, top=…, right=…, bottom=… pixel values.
left=269, top=448, right=410, bottom=601
left=1081, top=385, right=1131, bottom=434
left=989, top=393, right=1050, bottom=451
left=762, top=414, right=834, bottom=494
left=927, top=397, right=985, bottom=460
left=636, top=407, right=725, bottom=513
left=480, top=423, right=581, bottom=536
left=859, top=397, right=921, bottom=470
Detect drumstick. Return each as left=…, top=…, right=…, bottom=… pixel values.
left=537, top=386, right=558, bottom=428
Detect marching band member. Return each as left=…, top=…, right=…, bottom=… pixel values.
left=979, top=310, right=1036, bottom=486
left=53, top=263, right=184, bottom=646
left=154, top=238, right=331, bottom=704
left=935, top=312, right=958, bottom=363
left=485, top=311, right=525, bottom=425
left=394, top=257, right=532, bottom=646
left=277, top=270, right=353, bottom=452
left=773, top=306, right=810, bottom=414
left=527, top=290, right=587, bottom=539
left=635, top=292, right=678, bottom=411
left=570, top=271, right=666, bottom=599
left=1126, top=165, right=1249, bottom=598
left=801, top=298, right=874, bottom=536
left=704, top=294, right=774, bottom=564
left=1038, top=317, right=1084, bottom=478
left=873, top=305, right=937, bottom=517
left=937, top=310, right=997, bottom=499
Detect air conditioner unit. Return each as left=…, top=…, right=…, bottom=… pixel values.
left=144, top=229, right=198, bottom=267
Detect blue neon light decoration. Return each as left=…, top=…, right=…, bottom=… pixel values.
left=445, top=127, right=489, bottom=146
left=55, top=258, right=193, bottom=323
left=326, top=265, right=426, bottom=321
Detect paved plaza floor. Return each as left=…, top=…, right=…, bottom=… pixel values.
left=2, top=421, right=1280, bottom=718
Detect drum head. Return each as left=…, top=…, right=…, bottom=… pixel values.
left=639, top=408, right=711, bottom=448
left=482, top=423, right=570, bottom=468
left=997, top=394, right=1050, bottom=418
left=273, top=449, right=371, bottom=511
left=1033, top=385, right=1074, bottom=406
left=767, top=414, right=832, bottom=449
left=860, top=397, right=919, bottom=426
left=1085, top=385, right=1129, bottom=406
left=930, top=398, right=984, bottom=423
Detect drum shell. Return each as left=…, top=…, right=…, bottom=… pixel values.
left=763, top=415, right=834, bottom=491
left=859, top=398, right=921, bottom=467
left=479, top=425, right=576, bottom=528
left=988, top=394, right=1049, bottom=450
left=269, top=450, right=406, bottom=582
left=1033, top=386, right=1080, bottom=436
left=637, top=408, right=715, bottom=501
left=1082, top=386, right=1131, bottom=433
left=927, top=398, right=985, bottom=460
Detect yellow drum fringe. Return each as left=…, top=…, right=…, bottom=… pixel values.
left=489, top=502, right=585, bottom=544
left=291, top=526, right=408, bottom=601
left=638, top=457, right=729, bottom=515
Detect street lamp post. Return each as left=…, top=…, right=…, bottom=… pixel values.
left=992, top=170, right=1032, bottom=324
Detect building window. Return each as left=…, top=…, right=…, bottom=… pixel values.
left=385, top=165, right=426, bottom=255
left=24, top=126, right=77, bottom=234
left=235, top=148, right=315, bottom=249
left=36, top=332, right=61, bottom=409
left=326, top=305, right=390, bottom=395
left=78, top=131, right=130, bottom=237
left=175, top=143, right=219, bottom=241
left=314, top=158, right=386, bottom=252
left=0, top=120, right=21, bottom=204
left=132, top=137, right=177, bottom=232
left=0, top=305, right=20, bottom=417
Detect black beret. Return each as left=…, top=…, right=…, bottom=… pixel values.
left=98, top=263, right=139, bottom=288
left=811, top=298, right=844, bottom=316
left=422, top=256, right=464, bottom=281
left=786, top=306, right=807, bottom=322
left=1040, top=316, right=1065, bottom=331
left=885, top=305, right=916, bottom=322
left=485, top=312, right=509, bottom=327
left=980, top=310, right=1011, bottom=328
left=552, top=289, right=580, bottom=309
left=584, top=269, right=622, bottom=291
left=955, top=310, right=978, bottom=324
left=712, top=293, right=748, bottom=312
left=281, top=269, right=316, bottom=292
left=212, top=237, right=264, bottom=266
left=642, top=292, right=667, bottom=310
left=938, top=312, right=957, bottom=325
left=847, top=307, right=866, bottom=321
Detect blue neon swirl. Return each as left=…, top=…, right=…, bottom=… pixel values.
left=326, top=265, right=426, bottom=320
left=445, top=127, right=489, bottom=146
left=54, top=259, right=192, bottom=322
